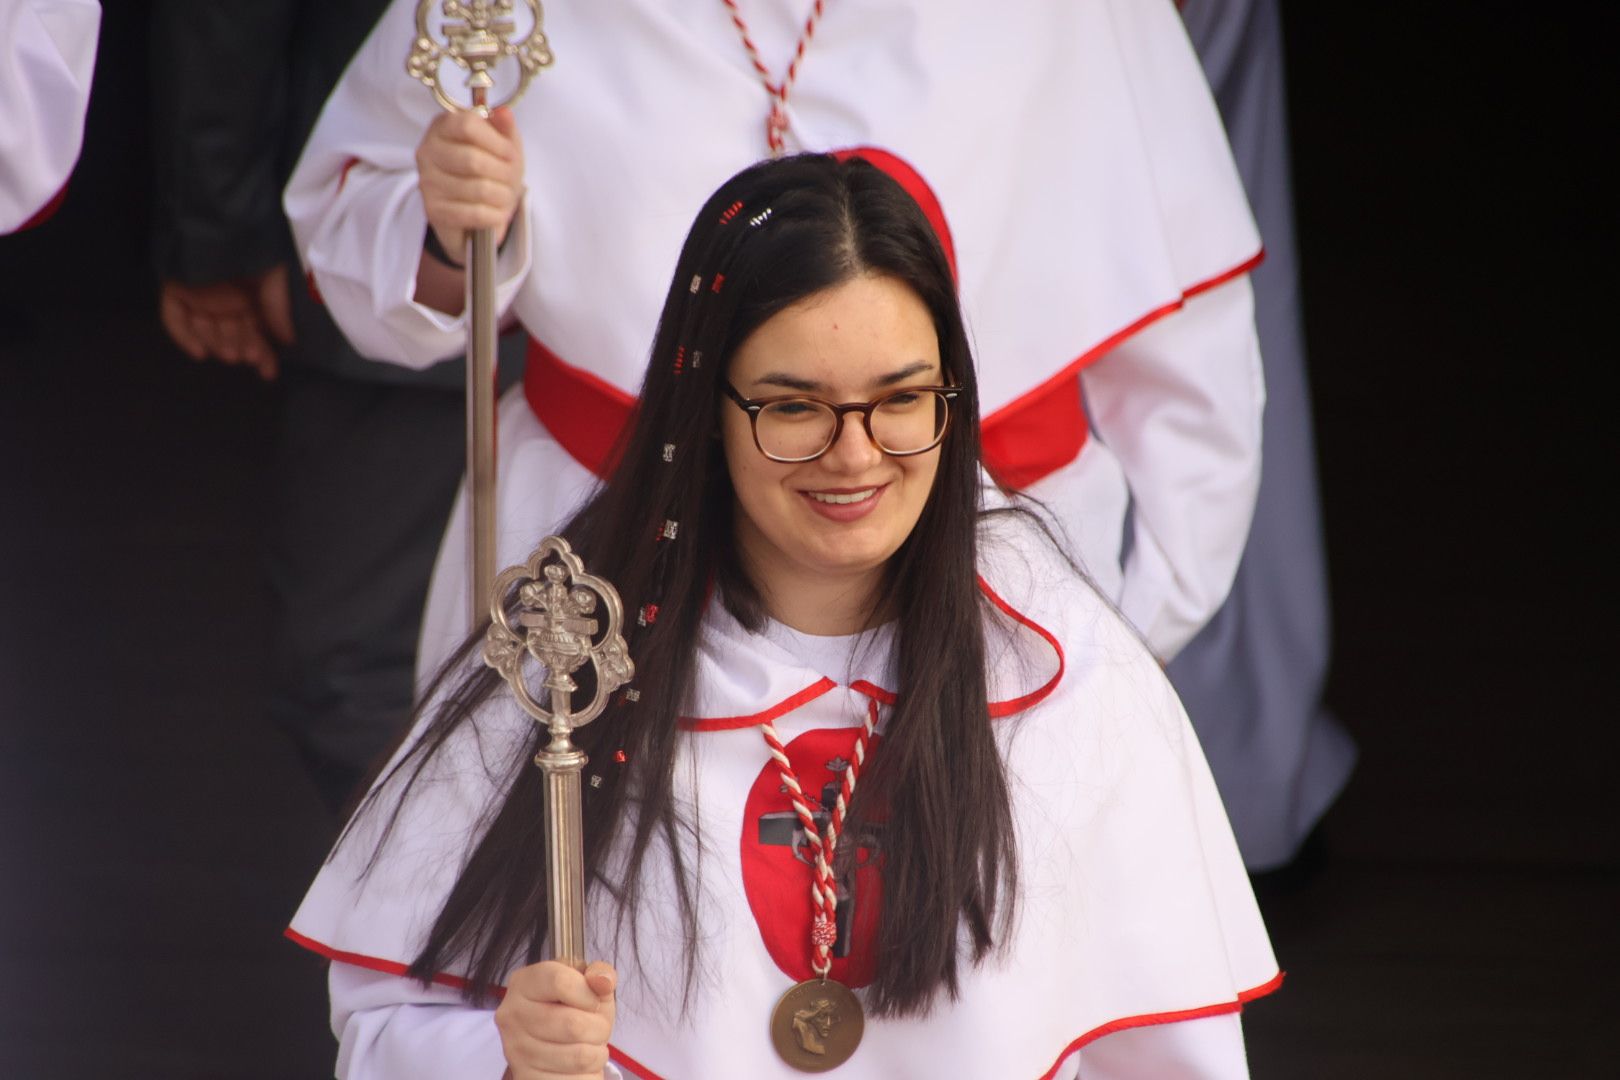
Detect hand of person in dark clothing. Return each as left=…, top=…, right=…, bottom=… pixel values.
left=159, top=263, right=296, bottom=380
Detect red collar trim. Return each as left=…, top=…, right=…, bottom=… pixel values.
left=977, top=574, right=1065, bottom=718
left=678, top=677, right=838, bottom=732
left=680, top=579, right=1064, bottom=732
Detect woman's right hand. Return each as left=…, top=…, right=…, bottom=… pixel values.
left=496, top=959, right=617, bottom=1080
left=415, top=105, right=526, bottom=263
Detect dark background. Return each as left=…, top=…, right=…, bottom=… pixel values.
left=1, top=4, right=1614, bottom=1077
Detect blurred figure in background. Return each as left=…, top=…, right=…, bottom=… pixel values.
left=0, top=0, right=100, bottom=233
left=148, top=1, right=521, bottom=814
left=287, top=0, right=1269, bottom=711
left=1174, top=0, right=1356, bottom=870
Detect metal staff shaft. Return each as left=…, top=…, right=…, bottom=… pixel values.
left=538, top=736, right=588, bottom=968
left=464, top=99, right=498, bottom=627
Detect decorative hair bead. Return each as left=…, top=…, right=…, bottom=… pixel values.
left=589, top=774, right=603, bottom=788
left=748, top=207, right=774, bottom=227
left=689, top=274, right=702, bottom=294
left=691, top=350, right=702, bottom=369
left=710, top=273, right=726, bottom=294
left=719, top=200, right=744, bottom=224
left=661, top=443, right=676, bottom=463
left=624, top=688, right=641, bottom=702
left=673, top=345, right=687, bottom=374
left=660, top=519, right=679, bottom=541
left=613, top=749, right=629, bottom=764
left=638, top=603, right=660, bottom=627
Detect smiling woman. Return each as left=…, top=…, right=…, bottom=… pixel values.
left=722, top=273, right=950, bottom=635
left=287, top=154, right=1279, bottom=1080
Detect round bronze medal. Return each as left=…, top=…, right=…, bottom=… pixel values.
left=769, top=978, right=865, bottom=1072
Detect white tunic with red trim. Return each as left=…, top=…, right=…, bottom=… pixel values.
left=0, top=0, right=99, bottom=233
left=288, top=520, right=1280, bottom=1079
left=285, top=0, right=1265, bottom=674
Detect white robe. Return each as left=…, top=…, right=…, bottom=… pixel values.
left=0, top=0, right=100, bottom=233
left=284, top=0, right=1266, bottom=675
left=1170, top=0, right=1356, bottom=869
left=288, top=518, right=1280, bottom=1078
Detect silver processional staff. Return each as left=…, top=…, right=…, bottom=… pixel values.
left=408, top=1, right=554, bottom=628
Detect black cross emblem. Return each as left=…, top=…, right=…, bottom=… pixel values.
left=757, top=772, right=882, bottom=959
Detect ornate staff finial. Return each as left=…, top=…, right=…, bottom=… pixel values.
left=409, top=0, right=554, bottom=115
left=484, top=536, right=634, bottom=751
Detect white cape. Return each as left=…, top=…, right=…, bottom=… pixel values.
left=290, top=519, right=1279, bottom=1079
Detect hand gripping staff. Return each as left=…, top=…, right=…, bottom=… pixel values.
left=483, top=536, right=634, bottom=969
left=408, top=1, right=554, bottom=627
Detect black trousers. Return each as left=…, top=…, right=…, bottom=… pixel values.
left=265, top=366, right=465, bottom=813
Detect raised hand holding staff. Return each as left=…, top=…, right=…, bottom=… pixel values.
left=407, top=0, right=552, bottom=627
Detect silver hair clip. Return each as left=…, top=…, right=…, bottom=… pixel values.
left=661, top=519, right=679, bottom=541
left=589, top=774, right=603, bottom=788
left=689, top=274, right=702, bottom=294
left=748, top=207, right=774, bottom=227
left=662, top=443, right=676, bottom=462
left=691, top=350, right=702, bottom=369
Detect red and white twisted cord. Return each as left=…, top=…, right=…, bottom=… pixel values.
left=719, top=0, right=828, bottom=154
left=759, top=697, right=878, bottom=976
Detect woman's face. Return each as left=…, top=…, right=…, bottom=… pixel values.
left=722, top=273, right=944, bottom=616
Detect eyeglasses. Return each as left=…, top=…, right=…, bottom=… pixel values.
left=723, top=381, right=959, bottom=463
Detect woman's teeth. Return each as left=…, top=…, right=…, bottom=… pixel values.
left=806, top=488, right=876, bottom=505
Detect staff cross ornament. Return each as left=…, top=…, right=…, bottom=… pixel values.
left=408, top=0, right=553, bottom=114
left=484, top=537, right=633, bottom=750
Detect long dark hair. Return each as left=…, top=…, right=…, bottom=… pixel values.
left=359, top=154, right=1019, bottom=1018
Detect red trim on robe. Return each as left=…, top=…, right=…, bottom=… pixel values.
left=1036, top=970, right=1286, bottom=1080
left=679, top=676, right=838, bottom=732
left=14, top=182, right=69, bottom=232
left=286, top=927, right=1282, bottom=1080
left=524, top=337, right=638, bottom=479
left=978, top=247, right=1266, bottom=490
left=686, top=575, right=1062, bottom=732
left=518, top=249, right=1264, bottom=490
left=284, top=927, right=489, bottom=996
left=608, top=1044, right=664, bottom=1079
left=976, top=574, right=1066, bottom=717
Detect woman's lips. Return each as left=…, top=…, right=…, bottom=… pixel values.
left=799, top=484, right=886, bottom=522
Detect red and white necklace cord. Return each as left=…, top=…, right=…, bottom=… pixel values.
left=758, top=697, right=878, bottom=977
left=720, top=0, right=828, bottom=155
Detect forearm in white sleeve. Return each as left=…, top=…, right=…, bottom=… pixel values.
left=1082, top=275, right=1265, bottom=661
left=1074, top=1012, right=1250, bottom=1080
left=0, top=0, right=100, bottom=233
left=283, top=0, right=532, bottom=368
left=329, top=962, right=624, bottom=1080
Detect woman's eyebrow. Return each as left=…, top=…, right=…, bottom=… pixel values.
left=753, top=360, right=938, bottom=393
left=872, top=360, right=938, bottom=387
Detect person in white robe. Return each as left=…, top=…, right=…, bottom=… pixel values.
left=283, top=0, right=1267, bottom=686
left=0, top=0, right=100, bottom=233
left=288, top=153, right=1279, bottom=1079
left=1172, top=0, right=1357, bottom=869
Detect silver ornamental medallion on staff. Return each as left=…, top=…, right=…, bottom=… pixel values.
left=408, top=0, right=553, bottom=114
left=484, top=536, right=634, bottom=744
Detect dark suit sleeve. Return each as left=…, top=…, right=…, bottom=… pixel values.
left=149, top=0, right=300, bottom=284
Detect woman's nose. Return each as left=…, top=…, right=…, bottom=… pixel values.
left=819, top=412, right=884, bottom=472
